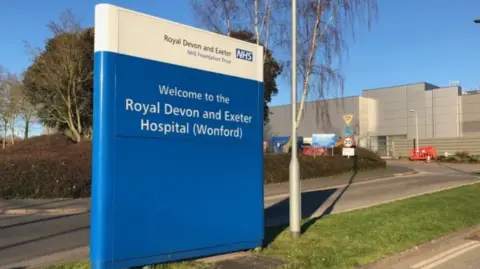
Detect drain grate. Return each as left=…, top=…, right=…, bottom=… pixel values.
left=215, top=255, right=285, bottom=269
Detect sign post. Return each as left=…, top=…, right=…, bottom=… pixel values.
left=92, top=4, right=264, bottom=269
left=342, top=114, right=355, bottom=158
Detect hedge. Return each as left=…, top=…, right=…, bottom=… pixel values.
left=264, top=147, right=386, bottom=184
left=0, top=135, right=91, bottom=199
left=436, top=153, right=480, bottom=164
left=0, top=134, right=385, bottom=199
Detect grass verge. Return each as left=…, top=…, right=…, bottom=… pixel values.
left=45, top=183, right=480, bottom=269
left=44, top=261, right=213, bottom=269
left=262, top=183, right=480, bottom=269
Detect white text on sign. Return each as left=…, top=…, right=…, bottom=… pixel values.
left=124, top=84, right=254, bottom=139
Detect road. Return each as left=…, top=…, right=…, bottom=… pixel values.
left=1, top=161, right=479, bottom=268
left=264, top=170, right=480, bottom=227
left=433, top=246, right=480, bottom=269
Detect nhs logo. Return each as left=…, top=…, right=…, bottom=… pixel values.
left=236, top=49, right=253, bottom=62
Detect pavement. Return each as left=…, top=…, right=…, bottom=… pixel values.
left=0, top=199, right=90, bottom=215
left=363, top=225, right=480, bottom=269
left=1, top=161, right=480, bottom=269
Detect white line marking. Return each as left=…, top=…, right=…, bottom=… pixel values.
left=410, top=241, right=478, bottom=268
left=411, top=241, right=480, bottom=269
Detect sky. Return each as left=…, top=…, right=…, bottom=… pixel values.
left=1, top=0, right=480, bottom=136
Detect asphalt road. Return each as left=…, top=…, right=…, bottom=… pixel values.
left=433, top=246, right=480, bottom=269
left=1, top=161, right=479, bottom=268
left=0, top=212, right=89, bottom=266
left=264, top=166, right=480, bottom=227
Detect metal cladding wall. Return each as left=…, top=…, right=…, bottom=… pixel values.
left=362, top=83, right=462, bottom=139
left=91, top=4, right=264, bottom=269
left=461, top=93, right=480, bottom=137
left=265, top=96, right=361, bottom=139
left=266, top=83, right=480, bottom=145
left=392, top=137, right=480, bottom=157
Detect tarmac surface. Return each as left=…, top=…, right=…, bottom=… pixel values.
left=1, top=161, right=480, bottom=269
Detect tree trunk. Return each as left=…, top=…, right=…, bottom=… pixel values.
left=69, top=128, right=82, bottom=143
left=10, top=121, right=15, bottom=145
left=73, top=131, right=81, bottom=143
left=24, top=119, right=29, bottom=140
left=2, top=124, right=7, bottom=149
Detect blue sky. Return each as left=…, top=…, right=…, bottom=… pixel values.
left=1, top=0, right=479, bottom=112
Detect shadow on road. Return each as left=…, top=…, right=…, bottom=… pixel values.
left=0, top=199, right=74, bottom=211
left=0, top=212, right=90, bottom=230
left=263, top=154, right=359, bottom=247
left=435, top=162, right=480, bottom=176
left=0, top=225, right=89, bottom=252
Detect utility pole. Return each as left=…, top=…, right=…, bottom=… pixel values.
left=409, top=109, right=419, bottom=151
left=289, top=0, right=301, bottom=239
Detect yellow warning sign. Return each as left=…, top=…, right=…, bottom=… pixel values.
left=343, top=114, right=354, bottom=126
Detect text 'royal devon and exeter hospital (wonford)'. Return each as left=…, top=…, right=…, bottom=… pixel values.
left=123, top=84, right=254, bottom=139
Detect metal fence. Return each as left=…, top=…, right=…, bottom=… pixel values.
left=357, top=136, right=395, bottom=157
left=357, top=136, right=480, bottom=158
left=391, top=137, right=480, bottom=157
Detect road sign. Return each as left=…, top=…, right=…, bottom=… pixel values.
left=92, top=4, right=264, bottom=269
left=312, top=133, right=336, bottom=148
left=342, top=147, right=355, bottom=156
left=343, top=114, right=354, bottom=126
left=343, top=126, right=354, bottom=137
left=343, top=137, right=354, bottom=148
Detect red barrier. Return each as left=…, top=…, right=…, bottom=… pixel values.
left=301, top=146, right=327, bottom=156
left=410, top=146, right=437, bottom=161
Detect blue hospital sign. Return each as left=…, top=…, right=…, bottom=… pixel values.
left=91, top=4, right=264, bottom=269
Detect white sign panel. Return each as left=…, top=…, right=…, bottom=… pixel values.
left=342, top=147, right=355, bottom=157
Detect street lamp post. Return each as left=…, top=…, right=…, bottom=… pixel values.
left=409, top=109, right=419, bottom=151
left=289, top=0, right=301, bottom=239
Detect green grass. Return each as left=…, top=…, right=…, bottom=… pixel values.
left=46, top=183, right=480, bottom=269
left=44, top=261, right=215, bottom=269
left=261, top=183, right=480, bottom=269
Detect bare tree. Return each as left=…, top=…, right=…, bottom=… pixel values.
left=23, top=10, right=93, bottom=143
left=6, top=73, right=35, bottom=140
left=6, top=74, right=22, bottom=144
left=190, top=0, right=283, bottom=51
left=0, top=70, right=21, bottom=148
left=191, top=0, right=378, bottom=153
left=282, top=0, right=377, bottom=152
left=0, top=67, right=7, bottom=149
left=190, top=0, right=243, bottom=36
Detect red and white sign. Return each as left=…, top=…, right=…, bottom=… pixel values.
left=343, top=137, right=355, bottom=148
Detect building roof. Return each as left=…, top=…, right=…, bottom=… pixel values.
left=270, top=95, right=360, bottom=108
left=362, top=82, right=440, bottom=92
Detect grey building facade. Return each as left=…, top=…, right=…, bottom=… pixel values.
left=266, top=82, right=480, bottom=151
left=265, top=96, right=361, bottom=139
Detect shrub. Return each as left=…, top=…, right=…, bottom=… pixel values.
left=0, top=134, right=91, bottom=199
left=439, top=153, right=480, bottom=163
left=455, top=151, right=470, bottom=158
left=0, top=135, right=386, bottom=199
left=446, top=156, right=463, bottom=162
left=470, top=155, right=480, bottom=163
left=264, top=146, right=386, bottom=184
